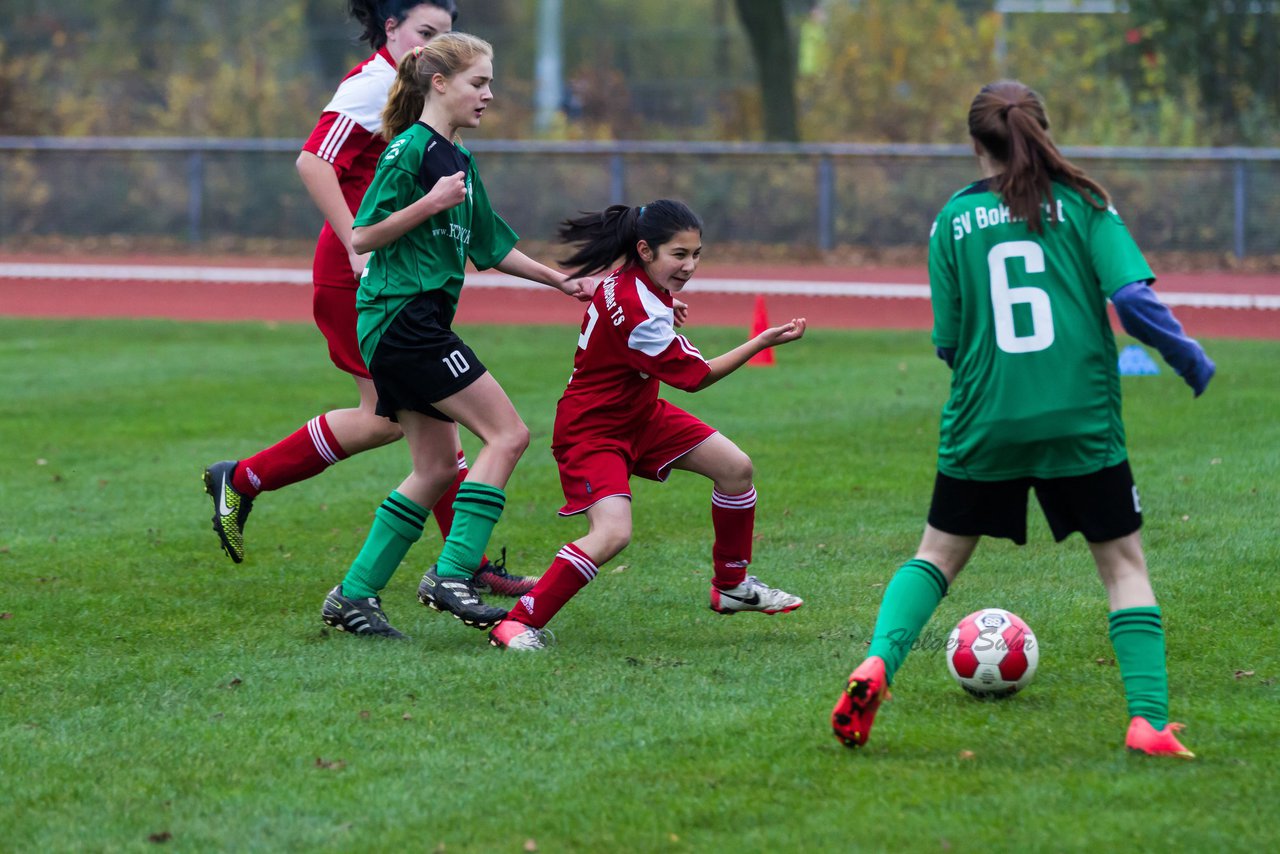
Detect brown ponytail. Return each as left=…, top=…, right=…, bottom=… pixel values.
left=380, top=33, right=493, bottom=141
left=967, top=80, right=1110, bottom=233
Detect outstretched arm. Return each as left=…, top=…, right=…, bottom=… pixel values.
left=493, top=248, right=596, bottom=301
left=1111, top=281, right=1215, bottom=396
left=693, top=318, right=807, bottom=391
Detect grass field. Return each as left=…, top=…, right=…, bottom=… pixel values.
left=2, top=316, right=1277, bottom=852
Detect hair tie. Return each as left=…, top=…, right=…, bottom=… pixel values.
left=638, top=205, right=646, bottom=218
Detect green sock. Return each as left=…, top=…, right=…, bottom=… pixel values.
left=341, top=491, right=427, bottom=599
left=1109, top=606, right=1170, bottom=730
left=435, top=481, right=506, bottom=578
left=866, top=559, right=949, bottom=685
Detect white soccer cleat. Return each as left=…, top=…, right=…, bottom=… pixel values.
left=709, top=575, right=803, bottom=615
left=489, top=618, right=552, bottom=650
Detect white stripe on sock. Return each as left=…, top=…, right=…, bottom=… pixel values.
left=559, top=545, right=598, bottom=582
left=712, top=487, right=757, bottom=510
left=308, top=416, right=340, bottom=465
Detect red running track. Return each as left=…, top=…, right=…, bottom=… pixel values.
left=0, top=255, right=1276, bottom=339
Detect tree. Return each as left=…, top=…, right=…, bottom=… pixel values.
left=733, top=0, right=800, bottom=141
left=1128, top=0, right=1280, bottom=143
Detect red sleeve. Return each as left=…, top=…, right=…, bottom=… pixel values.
left=617, top=283, right=710, bottom=391
left=302, top=111, right=381, bottom=175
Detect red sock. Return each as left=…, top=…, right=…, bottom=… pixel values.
left=233, top=414, right=348, bottom=497
left=711, top=486, right=756, bottom=590
left=431, top=450, right=467, bottom=540
left=505, top=542, right=598, bottom=629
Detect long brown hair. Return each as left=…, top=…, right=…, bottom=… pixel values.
left=967, top=80, right=1109, bottom=233
left=381, top=32, right=493, bottom=141
left=559, top=200, right=703, bottom=280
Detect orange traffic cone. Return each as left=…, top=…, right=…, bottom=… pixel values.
left=748, top=294, right=775, bottom=366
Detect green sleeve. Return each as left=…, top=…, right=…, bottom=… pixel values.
left=928, top=209, right=960, bottom=349
left=353, top=162, right=417, bottom=228
left=1088, top=203, right=1155, bottom=297
left=464, top=168, right=519, bottom=270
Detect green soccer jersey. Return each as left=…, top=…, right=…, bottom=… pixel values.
left=353, top=122, right=519, bottom=365
left=927, top=179, right=1154, bottom=480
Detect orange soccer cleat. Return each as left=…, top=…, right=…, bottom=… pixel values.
left=831, top=656, right=889, bottom=749
left=1125, top=717, right=1196, bottom=759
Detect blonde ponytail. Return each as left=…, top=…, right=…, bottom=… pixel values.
left=380, top=34, right=494, bottom=141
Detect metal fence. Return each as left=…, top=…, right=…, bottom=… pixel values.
left=2, top=137, right=1278, bottom=258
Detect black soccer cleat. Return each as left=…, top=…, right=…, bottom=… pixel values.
left=203, top=460, right=253, bottom=564
left=321, top=584, right=408, bottom=639
left=472, top=548, right=539, bottom=597
left=417, top=566, right=508, bottom=629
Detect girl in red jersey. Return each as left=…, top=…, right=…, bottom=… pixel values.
left=488, top=200, right=808, bottom=650
left=202, top=0, right=535, bottom=597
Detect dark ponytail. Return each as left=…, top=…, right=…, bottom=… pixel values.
left=968, top=80, right=1110, bottom=233
left=559, top=199, right=703, bottom=279
left=348, top=0, right=459, bottom=50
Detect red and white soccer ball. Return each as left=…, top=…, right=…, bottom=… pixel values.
left=946, top=608, right=1039, bottom=698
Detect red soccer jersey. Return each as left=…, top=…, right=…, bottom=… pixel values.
left=301, top=48, right=397, bottom=289
left=554, top=265, right=712, bottom=449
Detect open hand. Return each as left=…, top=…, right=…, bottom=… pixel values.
left=758, top=317, right=807, bottom=347
left=673, top=298, right=689, bottom=328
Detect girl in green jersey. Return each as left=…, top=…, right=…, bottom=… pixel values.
left=320, top=33, right=595, bottom=638
left=832, top=80, right=1214, bottom=759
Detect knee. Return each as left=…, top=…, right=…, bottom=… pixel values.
left=605, top=523, right=632, bottom=555
left=371, top=418, right=404, bottom=447
left=718, top=451, right=754, bottom=495
left=488, top=419, right=530, bottom=462
left=415, top=454, right=461, bottom=492
left=593, top=520, right=632, bottom=560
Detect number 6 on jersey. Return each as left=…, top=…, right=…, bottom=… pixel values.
left=988, top=240, right=1054, bottom=354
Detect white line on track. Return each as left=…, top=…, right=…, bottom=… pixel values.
left=2, top=262, right=1276, bottom=310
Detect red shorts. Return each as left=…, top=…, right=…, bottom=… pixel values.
left=313, top=284, right=370, bottom=379
left=553, top=399, right=716, bottom=516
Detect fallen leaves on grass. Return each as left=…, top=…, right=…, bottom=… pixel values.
left=1234, top=670, right=1255, bottom=679
left=315, top=757, right=346, bottom=771
left=626, top=655, right=688, bottom=668
left=147, top=831, right=172, bottom=844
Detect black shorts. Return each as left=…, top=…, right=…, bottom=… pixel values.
left=368, top=291, right=486, bottom=422
left=927, top=460, right=1142, bottom=545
